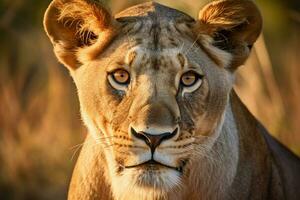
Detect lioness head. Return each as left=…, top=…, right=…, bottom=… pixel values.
left=44, top=0, right=262, bottom=198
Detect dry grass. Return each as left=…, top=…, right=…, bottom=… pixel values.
left=0, top=68, right=85, bottom=199
left=235, top=33, right=300, bottom=155
left=0, top=0, right=299, bottom=199
left=0, top=33, right=85, bottom=199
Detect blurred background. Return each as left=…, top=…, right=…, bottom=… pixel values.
left=0, top=0, right=299, bottom=199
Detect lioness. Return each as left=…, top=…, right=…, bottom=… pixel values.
left=43, top=0, right=300, bottom=199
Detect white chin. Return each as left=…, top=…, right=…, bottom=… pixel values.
left=130, top=168, right=181, bottom=188
left=110, top=168, right=182, bottom=200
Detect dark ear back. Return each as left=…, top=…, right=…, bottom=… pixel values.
left=196, top=0, right=262, bottom=69
left=43, top=0, right=118, bottom=70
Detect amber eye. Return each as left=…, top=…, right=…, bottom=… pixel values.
left=111, top=69, right=130, bottom=85
left=180, top=71, right=201, bottom=87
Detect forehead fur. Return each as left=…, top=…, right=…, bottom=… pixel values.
left=113, top=2, right=195, bottom=52
left=115, top=2, right=194, bottom=21
left=112, top=2, right=231, bottom=68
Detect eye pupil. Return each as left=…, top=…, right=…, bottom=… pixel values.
left=181, top=71, right=199, bottom=87
left=112, top=69, right=130, bottom=84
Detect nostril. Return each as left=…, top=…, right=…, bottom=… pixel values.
left=163, top=128, right=178, bottom=141
left=131, top=127, right=148, bottom=142
left=130, top=127, right=178, bottom=153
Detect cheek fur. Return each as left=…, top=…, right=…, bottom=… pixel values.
left=177, top=79, right=209, bottom=129
left=105, top=77, right=125, bottom=103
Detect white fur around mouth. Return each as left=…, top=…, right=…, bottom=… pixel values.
left=124, top=159, right=185, bottom=173
left=118, top=164, right=183, bottom=189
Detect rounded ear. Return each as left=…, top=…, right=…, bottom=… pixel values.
left=43, top=0, right=118, bottom=70
left=195, top=0, right=262, bottom=69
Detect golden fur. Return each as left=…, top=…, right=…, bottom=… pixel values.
left=43, top=0, right=300, bottom=199
left=44, top=0, right=118, bottom=69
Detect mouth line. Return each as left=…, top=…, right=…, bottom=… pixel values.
left=124, top=159, right=184, bottom=173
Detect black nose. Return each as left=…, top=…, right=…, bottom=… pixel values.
left=131, top=127, right=178, bottom=153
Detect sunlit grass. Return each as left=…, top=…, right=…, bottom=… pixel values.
left=0, top=0, right=299, bottom=199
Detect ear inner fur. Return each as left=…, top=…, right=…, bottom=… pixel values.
left=194, top=0, right=262, bottom=69
left=43, top=0, right=118, bottom=69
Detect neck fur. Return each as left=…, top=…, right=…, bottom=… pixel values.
left=180, top=102, right=239, bottom=200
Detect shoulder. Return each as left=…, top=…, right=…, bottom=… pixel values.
left=261, top=126, right=300, bottom=200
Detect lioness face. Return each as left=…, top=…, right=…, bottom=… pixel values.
left=44, top=0, right=262, bottom=198
left=73, top=16, right=233, bottom=193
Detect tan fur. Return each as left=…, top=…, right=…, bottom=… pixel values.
left=195, top=0, right=262, bottom=68
left=43, top=0, right=118, bottom=69
left=43, top=0, right=300, bottom=199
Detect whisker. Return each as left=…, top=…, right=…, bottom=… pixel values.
left=184, top=33, right=201, bottom=56
left=69, top=135, right=118, bottom=161
left=70, top=145, right=83, bottom=161
left=100, top=143, right=115, bottom=150
left=94, top=135, right=117, bottom=142
left=193, top=147, right=220, bottom=164
left=194, top=136, right=227, bottom=146
left=69, top=135, right=116, bottom=150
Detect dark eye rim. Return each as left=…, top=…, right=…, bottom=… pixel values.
left=180, top=71, right=204, bottom=87
left=108, top=68, right=131, bottom=85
